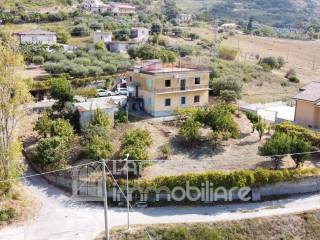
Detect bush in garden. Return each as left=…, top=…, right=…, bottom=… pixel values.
left=120, top=129, right=152, bottom=160
left=50, top=76, right=74, bottom=111
left=95, top=40, right=106, bottom=50
left=290, top=137, right=312, bottom=168
left=73, top=57, right=91, bottom=66
left=56, top=29, right=71, bottom=44
left=246, top=112, right=261, bottom=132
left=46, top=52, right=66, bottom=62
left=275, top=121, right=320, bottom=147
left=218, top=46, right=239, bottom=60
left=87, top=66, right=103, bottom=77
left=210, top=76, right=243, bottom=98
left=81, top=124, right=113, bottom=160
left=71, top=24, right=90, bottom=37
left=32, top=55, right=44, bottom=65
left=32, top=136, right=70, bottom=170
left=91, top=109, right=112, bottom=128
left=34, top=111, right=52, bottom=138
left=220, top=90, right=238, bottom=102
left=44, top=62, right=65, bottom=75
left=197, top=104, right=240, bottom=138
left=255, top=119, right=267, bottom=140
left=49, top=118, right=75, bottom=142
left=69, top=64, right=89, bottom=77
left=160, top=143, right=173, bottom=159
left=259, top=132, right=292, bottom=169
left=179, top=118, right=201, bottom=144
left=114, top=108, right=128, bottom=125
left=102, top=63, right=117, bottom=74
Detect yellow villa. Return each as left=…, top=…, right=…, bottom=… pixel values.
left=127, top=60, right=210, bottom=117
left=293, top=81, right=320, bottom=129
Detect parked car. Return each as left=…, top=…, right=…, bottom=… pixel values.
left=96, top=89, right=114, bottom=97
left=134, top=201, right=148, bottom=208
left=115, top=88, right=127, bottom=95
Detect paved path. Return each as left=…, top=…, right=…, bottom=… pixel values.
left=1, top=171, right=320, bottom=240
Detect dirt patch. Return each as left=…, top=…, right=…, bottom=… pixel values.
left=140, top=114, right=272, bottom=179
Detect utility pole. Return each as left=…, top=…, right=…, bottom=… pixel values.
left=102, top=160, right=109, bottom=240
left=125, top=154, right=130, bottom=230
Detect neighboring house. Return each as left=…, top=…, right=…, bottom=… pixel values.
left=93, top=30, right=112, bottom=44
left=127, top=60, right=210, bottom=117
left=175, top=13, right=192, bottom=24
left=14, top=29, right=57, bottom=45
left=82, top=0, right=109, bottom=13
left=218, top=23, right=237, bottom=33
left=293, top=81, right=320, bottom=129
left=82, top=0, right=135, bottom=16
left=107, top=41, right=135, bottom=53
left=130, top=27, right=149, bottom=43
left=74, top=97, right=124, bottom=128
left=109, top=2, right=136, bottom=16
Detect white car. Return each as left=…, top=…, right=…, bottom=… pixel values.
left=96, top=89, right=114, bottom=97
left=115, top=88, right=127, bottom=95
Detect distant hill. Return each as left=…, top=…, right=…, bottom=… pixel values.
left=0, top=0, right=75, bottom=11
left=176, top=0, right=320, bottom=27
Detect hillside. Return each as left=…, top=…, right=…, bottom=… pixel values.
left=176, top=0, right=320, bottom=27
left=0, top=0, right=75, bottom=11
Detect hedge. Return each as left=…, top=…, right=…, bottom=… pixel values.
left=128, top=167, right=320, bottom=190
left=275, top=121, right=320, bottom=147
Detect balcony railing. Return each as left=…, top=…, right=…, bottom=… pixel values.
left=154, top=84, right=210, bottom=94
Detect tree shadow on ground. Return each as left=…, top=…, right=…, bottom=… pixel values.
left=169, top=136, right=225, bottom=160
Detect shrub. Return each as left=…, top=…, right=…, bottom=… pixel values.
left=32, top=55, right=44, bottom=65
left=120, top=129, right=152, bottom=160
left=258, top=56, right=285, bottom=70
left=114, top=108, right=128, bottom=125
left=46, top=52, right=66, bottom=62
left=87, top=66, right=103, bottom=77
left=246, top=112, right=261, bottom=132
left=81, top=124, right=113, bottom=160
left=102, top=63, right=117, bottom=74
left=91, top=109, right=112, bottom=128
left=218, top=46, right=239, bottom=60
left=160, top=143, right=173, bottom=159
left=32, top=136, right=70, bottom=170
left=49, top=118, right=75, bottom=142
left=0, top=208, right=16, bottom=222
left=95, top=40, right=106, bottom=50
left=275, top=121, right=320, bottom=147
left=50, top=76, right=74, bottom=110
left=288, top=76, right=300, bottom=83
left=132, top=167, right=320, bottom=191
left=259, top=132, right=293, bottom=169
left=220, top=90, right=238, bottom=102
left=179, top=118, right=201, bottom=144
left=44, top=62, right=64, bottom=75
left=71, top=24, right=90, bottom=37
left=73, top=57, right=91, bottom=66
left=210, top=76, right=242, bottom=98
left=56, top=29, right=71, bottom=44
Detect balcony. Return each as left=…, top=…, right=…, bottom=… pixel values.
left=154, top=85, right=210, bottom=94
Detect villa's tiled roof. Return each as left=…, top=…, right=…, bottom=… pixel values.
left=293, top=81, right=320, bottom=103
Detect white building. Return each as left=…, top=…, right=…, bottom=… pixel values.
left=82, top=0, right=136, bottom=16
left=130, top=27, right=149, bottom=42
left=93, top=30, right=112, bottom=44
left=175, top=13, right=192, bottom=24
left=14, top=29, right=57, bottom=45
left=109, top=2, right=136, bottom=16
left=218, top=23, right=237, bottom=33
left=74, top=97, right=126, bottom=128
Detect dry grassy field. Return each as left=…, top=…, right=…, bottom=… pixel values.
left=224, top=35, right=320, bottom=84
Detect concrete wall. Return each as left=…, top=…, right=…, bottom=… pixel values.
left=20, top=34, right=57, bottom=45
left=295, top=100, right=318, bottom=128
